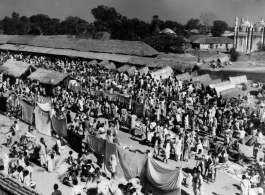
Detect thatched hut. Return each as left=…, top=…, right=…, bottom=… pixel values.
left=0, top=59, right=35, bottom=84
left=98, top=60, right=109, bottom=67
left=88, top=59, right=98, bottom=66
left=118, top=65, right=131, bottom=72
left=28, top=68, right=69, bottom=95
left=126, top=66, right=136, bottom=76
left=139, top=67, right=149, bottom=76
left=104, top=62, right=116, bottom=70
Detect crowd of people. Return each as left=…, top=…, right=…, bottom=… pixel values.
left=1, top=50, right=265, bottom=195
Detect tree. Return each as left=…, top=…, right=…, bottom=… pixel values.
left=199, top=12, right=217, bottom=34
left=144, top=35, right=186, bottom=53
left=29, top=14, right=51, bottom=35
left=230, top=47, right=240, bottom=62
left=186, top=18, right=201, bottom=30
left=150, top=15, right=160, bottom=35
left=211, top=20, right=228, bottom=36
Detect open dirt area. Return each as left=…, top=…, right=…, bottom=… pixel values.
left=0, top=113, right=248, bottom=195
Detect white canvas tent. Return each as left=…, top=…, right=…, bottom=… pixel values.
left=215, top=83, right=236, bottom=97
left=151, top=66, right=173, bottom=80
left=209, top=81, right=231, bottom=88
left=229, top=75, right=248, bottom=85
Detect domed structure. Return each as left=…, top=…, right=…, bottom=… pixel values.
left=239, top=17, right=250, bottom=32
left=255, top=18, right=265, bottom=32
left=160, top=28, right=176, bottom=35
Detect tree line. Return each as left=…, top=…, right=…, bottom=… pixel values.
left=0, top=6, right=232, bottom=53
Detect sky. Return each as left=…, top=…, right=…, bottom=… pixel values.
left=0, top=0, right=265, bottom=26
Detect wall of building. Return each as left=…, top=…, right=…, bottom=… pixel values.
left=237, top=36, right=248, bottom=53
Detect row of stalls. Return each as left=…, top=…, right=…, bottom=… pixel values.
left=0, top=59, right=69, bottom=95
left=172, top=71, right=249, bottom=103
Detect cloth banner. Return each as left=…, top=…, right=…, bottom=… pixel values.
left=104, top=142, right=127, bottom=183
left=37, top=102, right=51, bottom=112
left=131, top=100, right=145, bottom=118
left=146, top=157, right=182, bottom=191
left=51, top=116, right=67, bottom=138
left=21, top=100, right=34, bottom=125
left=118, top=94, right=131, bottom=104
left=103, top=91, right=119, bottom=102
left=86, top=135, right=106, bottom=155
left=117, top=146, right=146, bottom=181
left=0, top=97, right=7, bottom=112
left=34, top=105, right=51, bottom=136
left=67, top=130, right=83, bottom=153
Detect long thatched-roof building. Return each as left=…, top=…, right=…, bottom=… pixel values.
left=6, top=35, right=159, bottom=57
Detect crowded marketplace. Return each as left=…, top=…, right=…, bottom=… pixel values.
left=0, top=40, right=263, bottom=195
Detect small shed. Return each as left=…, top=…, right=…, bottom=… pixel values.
left=0, top=59, right=35, bottom=84
left=118, top=65, right=131, bottom=72
left=139, top=67, right=149, bottom=76
left=88, top=59, right=98, bottom=66
left=126, top=66, right=136, bottom=76
left=28, top=68, right=69, bottom=87
left=104, top=62, right=116, bottom=70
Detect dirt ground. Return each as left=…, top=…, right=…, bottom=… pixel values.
left=0, top=113, right=247, bottom=195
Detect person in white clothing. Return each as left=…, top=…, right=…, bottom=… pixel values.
left=71, top=180, right=82, bottom=195
left=240, top=175, right=250, bottom=195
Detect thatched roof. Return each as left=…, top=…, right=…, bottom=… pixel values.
left=192, top=74, right=211, bottom=82
left=128, top=56, right=195, bottom=72
left=201, top=78, right=222, bottom=88
left=0, top=59, right=33, bottom=77
left=28, top=68, right=69, bottom=85
left=0, top=35, right=17, bottom=44
left=118, top=65, right=131, bottom=72
left=175, top=72, right=191, bottom=81
left=7, top=35, right=159, bottom=57
left=0, top=172, right=41, bottom=195
left=88, top=59, right=98, bottom=65
left=105, top=62, right=116, bottom=70
left=139, top=67, right=149, bottom=75
left=192, top=37, right=233, bottom=44
left=126, top=66, right=136, bottom=76
left=0, top=44, right=133, bottom=63
left=98, top=60, right=109, bottom=67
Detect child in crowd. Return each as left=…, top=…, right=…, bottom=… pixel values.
left=5, top=130, right=15, bottom=147
left=66, top=151, right=74, bottom=165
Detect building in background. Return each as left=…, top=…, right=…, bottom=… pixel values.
left=233, top=16, right=265, bottom=53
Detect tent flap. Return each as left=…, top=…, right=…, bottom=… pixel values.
left=146, top=157, right=182, bottom=191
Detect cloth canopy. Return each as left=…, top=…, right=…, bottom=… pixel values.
left=144, top=157, right=182, bottom=195
left=21, top=100, right=34, bottom=125
left=229, top=75, right=248, bottom=85
left=34, top=104, right=51, bottom=136
left=37, top=102, right=51, bottom=112
left=175, top=73, right=191, bottom=81
left=209, top=81, right=231, bottom=89
left=215, top=83, right=236, bottom=97
left=192, top=74, right=211, bottom=82
left=51, top=116, right=67, bottom=138
left=152, top=66, right=173, bottom=80
left=85, top=134, right=181, bottom=195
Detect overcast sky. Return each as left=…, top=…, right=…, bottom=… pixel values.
left=0, top=0, right=265, bottom=26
